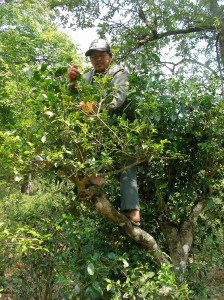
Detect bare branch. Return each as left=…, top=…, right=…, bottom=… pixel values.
left=160, top=58, right=218, bottom=76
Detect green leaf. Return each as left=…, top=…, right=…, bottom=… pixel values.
left=41, top=63, right=48, bottom=72
left=87, top=263, right=95, bottom=275
left=14, top=173, right=23, bottom=182
left=41, top=135, right=47, bottom=143
left=121, top=258, right=129, bottom=268
left=106, top=284, right=113, bottom=291
left=108, top=252, right=116, bottom=260
left=45, top=111, right=54, bottom=117
left=74, top=284, right=80, bottom=295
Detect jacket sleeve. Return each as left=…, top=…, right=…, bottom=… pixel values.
left=102, top=68, right=129, bottom=112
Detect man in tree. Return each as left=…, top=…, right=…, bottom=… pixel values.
left=68, top=38, right=140, bottom=225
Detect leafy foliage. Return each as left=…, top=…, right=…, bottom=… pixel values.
left=0, top=184, right=191, bottom=299
left=131, top=71, right=224, bottom=222
left=0, top=0, right=78, bottom=128
left=0, top=1, right=80, bottom=180
left=0, top=0, right=223, bottom=299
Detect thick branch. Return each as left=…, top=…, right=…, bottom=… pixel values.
left=80, top=186, right=170, bottom=264
left=118, top=24, right=216, bottom=61
left=137, top=25, right=216, bottom=46
left=188, top=198, right=207, bottom=225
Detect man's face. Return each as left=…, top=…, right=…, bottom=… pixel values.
left=90, top=50, right=112, bottom=73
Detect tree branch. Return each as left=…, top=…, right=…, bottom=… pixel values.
left=80, top=186, right=171, bottom=264
left=188, top=198, right=207, bottom=225
left=160, top=58, right=218, bottom=76
left=137, top=25, right=216, bottom=46
left=117, top=24, right=216, bottom=62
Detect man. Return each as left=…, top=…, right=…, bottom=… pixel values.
left=68, top=38, right=140, bottom=225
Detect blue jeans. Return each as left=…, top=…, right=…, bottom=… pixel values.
left=120, top=164, right=140, bottom=211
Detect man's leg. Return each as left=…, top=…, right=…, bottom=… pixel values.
left=120, top=165, right=140, bottom=223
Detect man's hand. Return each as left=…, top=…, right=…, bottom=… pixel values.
left=68, top=65, right=82, bottom=82
left=78, top=101, right=96, bottom=114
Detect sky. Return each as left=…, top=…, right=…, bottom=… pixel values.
left=63, top=27, right=99, bottom=56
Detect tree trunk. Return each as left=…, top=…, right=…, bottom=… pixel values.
left=159, top=200, right=206, bottom=274
left=159, top=219, right=194, bottom=272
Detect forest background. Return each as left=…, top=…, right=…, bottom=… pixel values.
left=0, top=0, right=223, bottom=299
